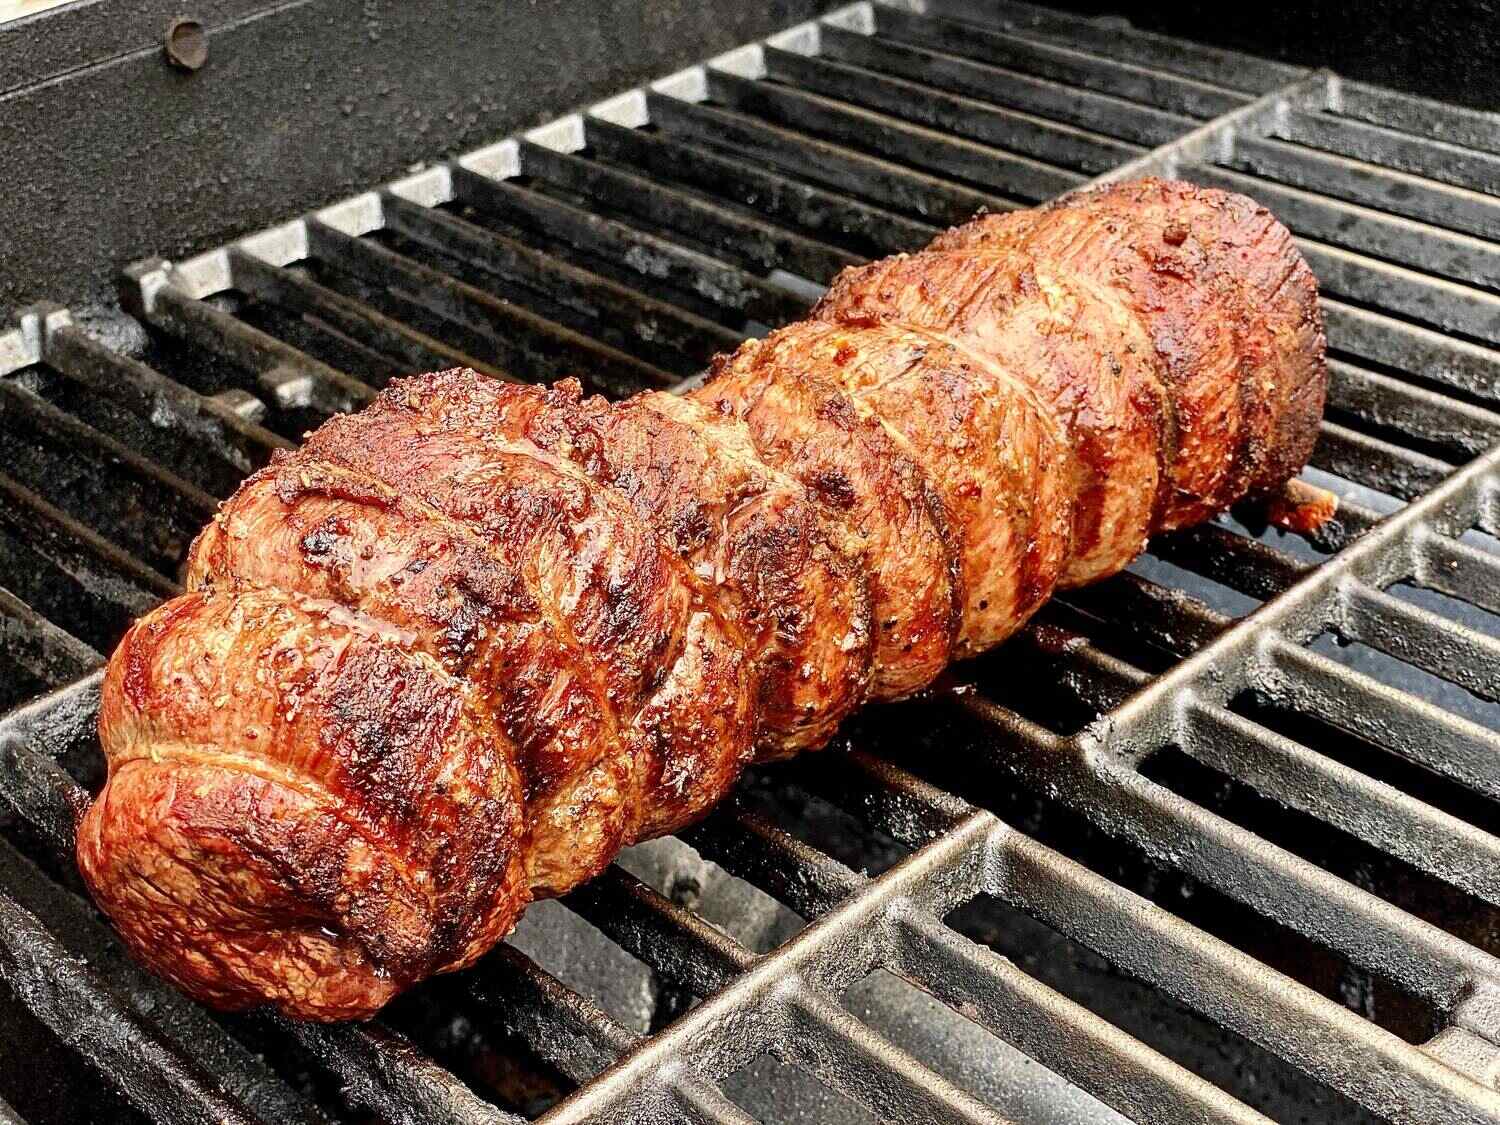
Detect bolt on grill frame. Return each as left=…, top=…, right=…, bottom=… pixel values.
left=4, top=1, right=1500, bottom=1121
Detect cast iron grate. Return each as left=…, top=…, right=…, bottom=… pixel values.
left=4, top=1, right=1500, bottom=1121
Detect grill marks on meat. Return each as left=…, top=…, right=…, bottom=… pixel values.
left=699, top=338, right=961, bottom=698
left=193, top=382, right=755, bottom=899
left=932, top=179, right=1324, bottom=528
left=298, top=383, right=758, bottom=890
left=79, top=590, right=528, bottom=1018
left=396, top=372, right=873, bottom=758
left=749, top=319, right=1076, bottom=653
left=78, top=179, right=1327, bottom=1019
left=814, top=251, right=1171, bottom=590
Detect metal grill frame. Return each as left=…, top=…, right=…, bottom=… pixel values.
left=5, top=2, right=1500, bottom=1122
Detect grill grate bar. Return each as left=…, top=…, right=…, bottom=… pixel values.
left=1191, top=162, right=1500, bottom=290
left=762, top=45, right=1144, bottom=175
left=1416, top=531, right=1500, bottom=617
left=280, top=314, right=409, bottom=387
left=450, top=160, right=812, bottom=325
left=1312, top=420, right=1454, bottom=499
left=894, top=912, right=1274, bottom=1125
left=664, top=1086, right=764, bottom=1125
left=1338, top=577, right=1500, bottom=701
left=452, top=942, right=755, bottom=1124
left=379, top=191, right=748, bottom=364
left=305, top=217, right=678, bottom=395
left=1338, top=81, right=1500, bottom=157
left=581, top=113, right=936, bottom=259
left=281, top=1019, right=524, bottom=1125
left=1264, top=637, right=1500, bottom=804
left=946, top=671, right=1500, bottom=1002
left=780, top=754, right=1284, bottom=1122
left=996, top=819, right=1500, bottom=1122
left=1297, top=239, right=1500, bottom=345
left=642, top=89, right=1016, bottom=227
left=124, top=261, right=377, bottom=415
left=535, top=815, right=997, bottom=1125
left=1182, top=701, right=1500, bottom=905
left=1089, top=70, right=1332, bottom=186
left=1279, top=109, right=1500, bottom=196
left=1058, top=570, right=1231, bottom=656
left=37, top=311, right=287, bottom=474
left=577, top=829, right=1204, bottom=1125
left=791, top=746, right=976, bottom=849
left=0, top=715, right=96, bottom=865
left=0, top=381, right=216, bottom=579
left=1230, top=135, right=1500, bottom=242
left=816, top=22, right=1194, bottom=148
left=1320, top=299, right=1500, bottom=410
left=470, top=945, right=639, bottom=1085
left=562, top=851, right=1024, bottom=1125
left=0, top=673, right=100, bottom=765
left=868, top=7, right=1252, bottom=118
left=1327, top=358, right=1500, bottom=458
left=926, top=0, right=1307, bottom=92
left=704, top=66, right=1086, bottom=201
left=565, top=865, right=753, bottom=995
left=1148, top=523, right=1310, bottom=602
left=1024, top=614, right=1153, bottom=692
left=782, top=991, right=1015, bottom=1125
left=0, top=378, right=216, bottom=522
left=0, top=585, right=101, bottom=696
left=680, top=680, right=1500, bottom=1125
left=0, top=887, right=267, bottom=1125
left=228, top=246, right=518, bottom=384
left=520, top=131, right=866, bottom=281
left=0, top=467, right=173, bottom=617
left=1035, top=600, right=1177, bottom=680
left=683, top=804, right=864, bottom=920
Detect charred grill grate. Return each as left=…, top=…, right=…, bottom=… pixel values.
left=4, top=1, right=1500, bottom=1121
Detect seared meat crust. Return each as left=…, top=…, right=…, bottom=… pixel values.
left=931, top=179, right=1324, bottom=528
left=79, top=179, right=1326, bottom=1020
left=398, top=372, right=873, bottom=758
left=195, top=376, right=756, bottom=898
left=814, top=250, right=1170, bottom=591
left=699, top=336, right=961, bottom=699
left=80, top=589, right=528, bottom=1019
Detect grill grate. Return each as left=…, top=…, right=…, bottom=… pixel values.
left=5, top=1, right=1500, bottom=1121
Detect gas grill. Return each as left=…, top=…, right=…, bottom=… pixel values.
left=3, top=1, right=1500, bottom=1121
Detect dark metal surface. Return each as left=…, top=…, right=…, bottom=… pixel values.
left=1048, top=0, right=1500, bottom=112
left=0, top=0, right=848, bottom=315
left=6, top=1, right=1500, bottom=1122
